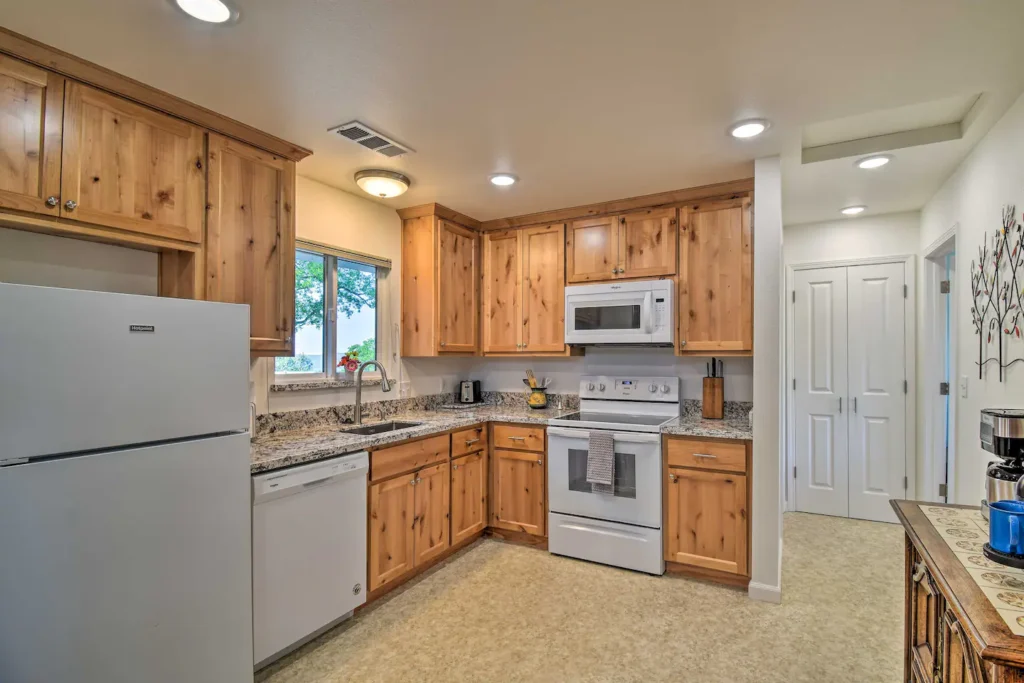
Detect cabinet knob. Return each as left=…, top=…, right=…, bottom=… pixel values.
left=669, top=473, right=678, bottom=482
left=64, top=199, right=78, bottom=212
left=440, top=341, right=446, bottom=347
left=46, top=196, right=59, bottom=207
left=452, top=464, right=459, bottom=470
left=536, top=459, right=543, bottom=465
left=410, top=477, right=418, bottom=486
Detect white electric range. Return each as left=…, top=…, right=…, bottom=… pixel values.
left=546, top=375, right=680, bottom=575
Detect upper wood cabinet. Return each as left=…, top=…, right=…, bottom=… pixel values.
left=482, top=223, right=567, bottom=355
left=678, top=196, right=753, bottom=355
left=205, top=134, right=296, bottom=356
left=400, top=209, right=480, bottom=357
left=61, top=83, right=205, bottom=243
left=567, top=208, right=676, bottom=283
left=0, top=54, right=63, bottom=217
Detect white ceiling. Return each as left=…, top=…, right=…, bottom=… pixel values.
left=3, top=0, right=1023, bottom=224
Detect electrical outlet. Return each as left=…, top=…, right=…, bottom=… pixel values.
left=959, top=375, right=968, bottom=399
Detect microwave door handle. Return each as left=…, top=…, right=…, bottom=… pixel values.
left=641, top=291, right=653, bottom=333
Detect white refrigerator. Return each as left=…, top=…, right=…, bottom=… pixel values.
left=0, top=283, right=254, bottom=683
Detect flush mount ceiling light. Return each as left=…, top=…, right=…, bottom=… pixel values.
left=489, top=173, right=518, bottom=186
left=174, top=0, right=236, bottom=23
left=856, top=154, right=892, bottom=170
left=728, top=119, right=770, bottom=139
left=841, top=205, right=867, bottom=216
left=354, top=170, right=410, bottom=198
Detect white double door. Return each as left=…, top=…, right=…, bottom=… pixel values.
left=793, top=262, right=907, bottom=523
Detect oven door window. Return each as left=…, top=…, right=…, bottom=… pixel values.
left=573, top=304, right=641, bottom=331
left=567, top=449, right=636, bottom=498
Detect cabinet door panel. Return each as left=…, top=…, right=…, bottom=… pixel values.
left=909, top=553, right=942, bottom=682
left=0, top=55, right=63, bottom=216
left=567, top=215, right=618, bottom=283
left=206, top=134, right=295, bottom=355
left=942, top=609, right=984, bottom=683
left=437, top=220, right=478, bottom=353
left=491, top=448, right=545, bottom=536
left=665, top=468, right=748, bottom=575
left=414, top=461, right=450, bottom=565
left=369, top=475, right=416, bottom=592
left=482, top=230, right=521, bottom=353
left=620, top=208, right=676, bottom=278
left=678, top=198, right=753, bottom=353
left=522, top=223, right=566, bottom=352
left=452, top=452, right=488, bottom=544
left=61, top=82, right=204, bottom=243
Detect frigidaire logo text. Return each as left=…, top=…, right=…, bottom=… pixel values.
left=129, top=325, right=155, bottom=333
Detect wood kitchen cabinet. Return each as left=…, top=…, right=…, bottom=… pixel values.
left=491, top=424, right=546, bottom=537
left=413, top=461, right=451, bottom=566
left=399, top=206, right=480, bottom=356
left=61, top=82, right=206, bottom=244
left=567, top=208, right=676, bottom=283
left=678, top=195, right=753, bottom=355
left=663, top=436, right=751, bottom=579
left=0, top=54, right=63, bottom=217
left=482, top=223, right=568, bottom=355
left=204, top=134, right=296, bottom=356
left=451, top=450, right=488, bottom=545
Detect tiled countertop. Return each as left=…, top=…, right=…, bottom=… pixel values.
left=251, top=405, right=753, bottom=474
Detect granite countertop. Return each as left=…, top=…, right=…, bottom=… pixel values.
left=251, top=404, right=754, bottom=474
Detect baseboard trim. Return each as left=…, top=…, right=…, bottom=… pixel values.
left=748, top=581, right=782, bottom=604
left=485, top=527, right=548, bottom=549
left=665, top=561, right=749, bottom=589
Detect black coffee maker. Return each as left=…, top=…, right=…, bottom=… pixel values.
left=981, top=408, right=1024, bottom=520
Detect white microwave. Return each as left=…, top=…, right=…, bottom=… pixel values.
left=564, top=279, right=674, bottom=346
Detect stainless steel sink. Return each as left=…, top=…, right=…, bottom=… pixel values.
left=342, top=420, right=423, bottom=436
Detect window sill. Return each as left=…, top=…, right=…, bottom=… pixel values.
left=271, top=377, right=383, bottom=393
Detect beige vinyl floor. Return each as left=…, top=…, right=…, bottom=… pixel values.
left=256, top=512, right=905, bottom=683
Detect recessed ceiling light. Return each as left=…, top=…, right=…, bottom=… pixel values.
left=489, top=173, right=518, bottom=186
left=174, top=0, right=235, bottom=23
left=729, top=119, right=770, bottom=139
left=856, top=155, right=892, bottom=170
left=354, top=170, right=410, bottom=198
left=841, top=205, right=866, bottom=216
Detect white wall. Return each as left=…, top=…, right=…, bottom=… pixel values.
left=919, top=91, right=1024, bottom=505
left=0, top=228, right=158, bottom=295
left=784, top=211, right=921, bottom=265
left=750, top=156, right=784, bottom=603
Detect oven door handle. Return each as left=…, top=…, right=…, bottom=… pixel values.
left=547, top=426, right=661, bottom=444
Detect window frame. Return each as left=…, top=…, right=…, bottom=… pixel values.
left=275, top=241, right=390, bottom=384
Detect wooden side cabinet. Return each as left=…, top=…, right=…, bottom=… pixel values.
left=678, top=195, right=753, bottom=355
left=567, top=208, right=676, bottom=283
left=204, top=134, right=296, bottom=356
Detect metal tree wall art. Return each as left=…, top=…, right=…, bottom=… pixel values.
left=970, top=204, right=1024, bottom=381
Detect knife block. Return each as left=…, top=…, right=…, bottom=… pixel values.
left=702, top=377, right=724, bottom=419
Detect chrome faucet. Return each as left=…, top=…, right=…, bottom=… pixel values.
left=354, top=360, right=392, bottom=426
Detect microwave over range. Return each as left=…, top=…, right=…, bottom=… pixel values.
left=564, top=279, right=674, bottom=346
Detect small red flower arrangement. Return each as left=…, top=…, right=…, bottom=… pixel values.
left=338, top=349, right=360, bottom=373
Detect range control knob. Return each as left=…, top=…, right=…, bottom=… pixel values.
left=598, top=383, right=606, bottom=391
left=660, top=384, right=671, bottom=394
left=587, top=382, right=596, bottom=391
left=649, top=384, right=658, bottom=393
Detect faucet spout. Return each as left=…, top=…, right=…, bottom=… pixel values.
left=354, top=360, right=392, bottom=426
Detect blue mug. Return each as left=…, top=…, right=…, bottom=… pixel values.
left=989, top=500, right=1024, bottom=555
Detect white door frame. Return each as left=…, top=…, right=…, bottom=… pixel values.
left=922, top=225, right=958, bottom=504
left=784, top=254, right=917, bottom=512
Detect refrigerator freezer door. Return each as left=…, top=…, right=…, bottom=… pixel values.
left=0, top=284, right=249, bottom=463
left=0, top=433, right=253, bottom=683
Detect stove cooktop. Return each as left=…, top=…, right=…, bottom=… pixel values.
left=554, top=412, right=673, bottom=427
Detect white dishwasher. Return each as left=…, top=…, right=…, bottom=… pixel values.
left=252, top=451, right=368, bottom=668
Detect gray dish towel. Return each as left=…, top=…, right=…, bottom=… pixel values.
left=586, top=431, right=615, bottom=495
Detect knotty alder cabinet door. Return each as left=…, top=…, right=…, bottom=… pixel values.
left=566, top=215, right=619, bottom=283
left=451, top=451, right=488, bottom=545
left=665, top=466, right=748, bottom=576
left=60, top=82, right=205, bottom=243
left=482, top=229, right=521, bottom=353
left=413, top=461, right=450, bottom=566
left=567, top=209, right=676, bottom=283
left=437, top=220, right=479, bottom=353
left=0, top=54, right=63, bottom=216
left=678, top=196, right=753, bottom=354
left=491, top=448, right=546, bottom=536
left=205, top=134, right=296, bottom=356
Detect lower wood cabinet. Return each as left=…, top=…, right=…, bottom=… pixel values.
left=490, top=447, right=546, bottom=537
left=368, top=460, right=451, bottom=592
left=908, top=552, right=943, bottom=683
left=451, top=451, right=488, bottom=545
left=663, top=436, right=751, bottom=578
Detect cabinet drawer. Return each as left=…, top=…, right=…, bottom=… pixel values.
left=452, top=424, right=488, bottom=458
left=492, top=424, right=545, bottom=452
left=371, top=434, right=450, bottom=482
left=665, top=438, right=747, bottom=473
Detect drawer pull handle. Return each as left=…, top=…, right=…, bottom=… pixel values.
left=912, top=561, right=927, bottom=584
left=693, top=453, right=718, bottom=459
left=465, top=438, right=481, bottom=446
left=508, top=436, right=527, bottom=442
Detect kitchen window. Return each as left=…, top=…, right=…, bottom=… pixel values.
left=275, top=240, right=391, bottom=382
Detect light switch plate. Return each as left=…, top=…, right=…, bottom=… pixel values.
left=959, top=375, right=969, bottom=399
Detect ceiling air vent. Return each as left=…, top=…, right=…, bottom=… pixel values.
left=328, top=121, right=414, bottom=158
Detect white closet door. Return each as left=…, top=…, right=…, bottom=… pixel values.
left=793, top=268, right=849, bottom=517
left=847, top=262, right=906, bottom=523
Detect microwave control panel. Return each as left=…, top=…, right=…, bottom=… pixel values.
left=653, top=297, right=667, bottom=330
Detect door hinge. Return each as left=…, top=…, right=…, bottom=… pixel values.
left=903, top=379, right=908, bottom=394
left=792, top=290, right=796, bottom=303
left=903, top=284, right=908, bottom=298
left=940, top=280, right=951, bottom=294
left=904, top=476, right=909, bottom=490
left=939, top=382, right=950, bottom=396
left=793, top=466, right=797, bottom=479
left=938, top=483, right=948, bottom=498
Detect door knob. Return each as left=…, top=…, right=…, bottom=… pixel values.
left=64, top=199, right=78, bottom=211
